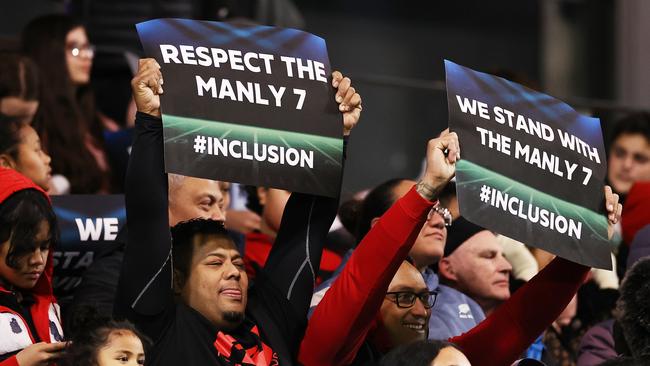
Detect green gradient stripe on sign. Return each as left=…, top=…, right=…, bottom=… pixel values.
left=162, top=114, right=343, bottom=166
left=457, top=159, right=610, bottom=243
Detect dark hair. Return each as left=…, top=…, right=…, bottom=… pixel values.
left=355, top=178, right=409, bottom=243
left=0, top=52, right=39, bottom=100
left=22, top=14, right=109, bottom=194
left=380, top=340, right=462, bottom=366
left=244, top=185, right=263, bottom=215
left=0, top=114, right=24, bottom=161
left=338, top=196, right=364, bottom=235
left=438, top=180, right=456, bottom=209
left=171, top=219, right=235, bottom=288
left=63, top=306, right=150, bottom=366
left=618, top=257, right=650, bottom=357
left=0, top=189, right=58, bottom=269
left=609, top=112, right=650, bottom=147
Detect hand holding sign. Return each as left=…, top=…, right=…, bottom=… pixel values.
left=604, top=185, right=622, bottom=240
left=132, top=58, right=163, bottom=118
left=417, top=129, right=460, bottom=201
left=332, top=71, right=362, bottom=136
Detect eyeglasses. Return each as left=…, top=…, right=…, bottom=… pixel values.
left=66, top=43, right=96, bottom=58
left=427, top=205, right=452, bottom=227
left=385, top=290, right=439, bottom=309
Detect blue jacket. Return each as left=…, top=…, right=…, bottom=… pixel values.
left=428, top=283, right=485, bottom=340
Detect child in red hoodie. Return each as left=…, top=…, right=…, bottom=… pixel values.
left=0, top=168, right=65, bottom=365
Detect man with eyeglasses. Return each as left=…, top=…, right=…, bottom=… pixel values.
left=381, top=261, right=439, bottom=347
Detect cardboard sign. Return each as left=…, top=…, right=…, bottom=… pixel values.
left=51, top=195, right=126, bottom=299
left=137, top=19, right=343, bottom=197
left=445, top=60, right=612, bottom=269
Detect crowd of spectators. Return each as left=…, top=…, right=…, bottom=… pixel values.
left=1, top=10, right=650, bottom=366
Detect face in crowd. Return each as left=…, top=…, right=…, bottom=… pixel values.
left=0, top=124, right=52, bottom=191
left=439, top=230, right=512, bottom=312
left=0, top=220, right=51, bottom=290
left=65, top=26, right=94, bottom=86
left=96, top=329, right=145, bottom=366
left=411, top=209, right=447, bottom=270
left=607, top=132, right=650, bottom=195
left=380, top=261, right=432, bottom=347
left=179, top=230, right=248, bottom=330
left=168, top=175, right=227, bottom=226
left=382, top=180, right=448, bottom=269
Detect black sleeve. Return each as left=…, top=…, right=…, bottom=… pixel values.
left=113, top=112, right=174, bottom=339
left=255, top=137, right=347, bottom=341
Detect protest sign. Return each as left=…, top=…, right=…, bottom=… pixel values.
left=51, top=195, right=126, bottom=300
left=136, top=19, right=343, bottom=197
left=445, top=60, right=612, bottom=269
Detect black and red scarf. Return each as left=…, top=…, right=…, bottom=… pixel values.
left=214, top=322, right=278, bottom=366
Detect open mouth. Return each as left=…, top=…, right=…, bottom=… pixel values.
left=402, top=322, right=426, bottom=333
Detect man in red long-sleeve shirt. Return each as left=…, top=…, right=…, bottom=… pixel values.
left=299, top=130, right=622, bottom=366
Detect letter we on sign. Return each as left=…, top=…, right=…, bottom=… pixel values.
left=137, top=19, right=343, bottom=197
left=445, top=60, right=612, bottom=269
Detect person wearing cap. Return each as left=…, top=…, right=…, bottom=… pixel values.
left=0, top=168, right=66, bottom=365
left=437, top=217, right=512, bottom=317
left=427, top=217, right=501, bottom=340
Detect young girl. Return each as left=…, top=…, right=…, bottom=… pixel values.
left=63, top=307, right=148, bottom=366
left=0, top=168, right=65, bottom=365
left=0, top=115, right=52, bottom=193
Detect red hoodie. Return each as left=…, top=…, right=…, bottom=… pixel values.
left=0, top=168, right=63, bottom=365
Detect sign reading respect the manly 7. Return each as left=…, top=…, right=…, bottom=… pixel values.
left=137, top=19, right=343, bottom=197
left=445, top=60, right=612, bottom=269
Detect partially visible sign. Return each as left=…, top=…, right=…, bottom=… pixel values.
left=51, top=195, right=125, bottom=299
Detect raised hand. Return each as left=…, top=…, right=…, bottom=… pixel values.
left=417, top=129, right=460, bottom=200
left=332, top=71, right=362, bottom=136
left=604, top=185, right=622, bottom=240
left=131, top=58, right=163, bottom=118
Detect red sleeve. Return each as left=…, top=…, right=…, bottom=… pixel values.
left=298, top=186, right=434, bottom=366
left=451, top=257, right=589, bottom=366
left=0, top=355, right=19, bottom=366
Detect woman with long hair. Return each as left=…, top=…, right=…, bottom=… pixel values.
left=22, top=14, right=114, bottom=194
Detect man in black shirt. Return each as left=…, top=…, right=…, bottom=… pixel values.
left=113, top=58, right=361, bottom=365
